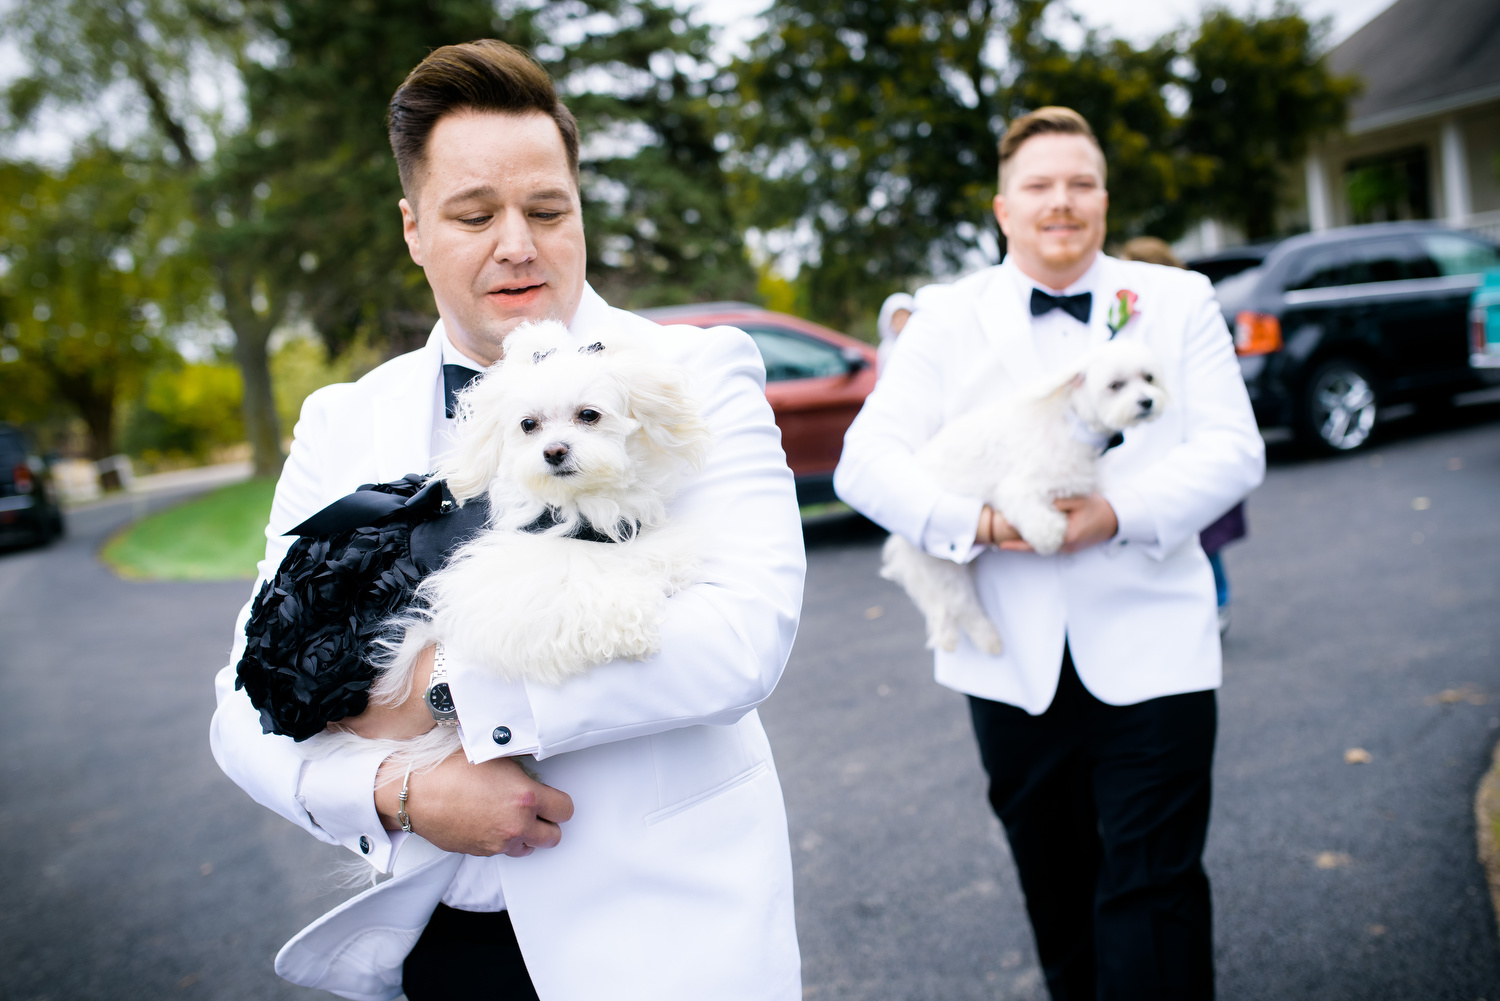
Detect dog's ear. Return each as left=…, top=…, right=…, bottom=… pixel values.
left=613, top=351, right=711, bottom=471
left=439, top=366, right=512, bottom=502
left=1043, top=370, right=1086, bottom=400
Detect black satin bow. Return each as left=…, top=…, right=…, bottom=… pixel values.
left=443, top=363, right=483, bottom=418
left=1029, top=288, right=1093, bottom=323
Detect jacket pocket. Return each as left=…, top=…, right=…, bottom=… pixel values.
left=644, top=761, right=769, bottom=826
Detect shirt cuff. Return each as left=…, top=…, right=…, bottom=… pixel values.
left=1103, top=484, right=1158, bottom=549
left=920, top=493, right=986, bottom=564
left=447, top=655, right=540, bottom=764
left=297, top=739, right=397, bottom=872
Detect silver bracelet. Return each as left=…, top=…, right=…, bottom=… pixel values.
left=396, top=766, right=414, bottom=833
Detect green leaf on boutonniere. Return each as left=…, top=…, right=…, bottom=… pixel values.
left=1107, top=290, right=1140, bottom=336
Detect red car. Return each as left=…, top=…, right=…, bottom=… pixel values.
left=639, top=302, right=878, bottom=505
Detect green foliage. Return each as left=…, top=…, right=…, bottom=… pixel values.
left=120, top=360, right=245, bottom=465
left=226, top=0, right=512, bottom=356
left=101, top=476, right=277, bottom=580
left=547, top=1, right=756, bottom=309
left=1002, top=3, right=1212, bottom=242
left=268, top=332, right=385, bottom=434
left=0, top=152, right=196, bottom=457
left=732, top=0, right=1007, bottom=330
left=731, top=0, right=1356, bottom=328
left=1181, top=3, right=1359, bottom=239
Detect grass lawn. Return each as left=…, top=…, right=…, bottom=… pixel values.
left=102, top=477, right=277, bottom=581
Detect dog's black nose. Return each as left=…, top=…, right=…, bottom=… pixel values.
left=1138, top=398, right=1154, bottom=412
left=544, top=444, right=569, bottom=466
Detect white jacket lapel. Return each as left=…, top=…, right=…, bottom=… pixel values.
left=950, top=268, right=1044, bottom=416
left=373, top=324, right=443, bottom=481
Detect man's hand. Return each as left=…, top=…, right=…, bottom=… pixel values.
left=376, top=751, right=575, bottom=857
left=976, top=494, right=1118, bottom=554
left=977, top=505, right=1032, bottom=552
left=1054, top=493, right=1118, bottom=552
left=339, top=645, right=437, bottom=740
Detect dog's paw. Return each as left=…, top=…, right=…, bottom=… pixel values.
left=968, top=618, right=1004, bottom=656
left=932, top=623, right=961, bottom=653
left=1023, top=514, right=1067, bottom=556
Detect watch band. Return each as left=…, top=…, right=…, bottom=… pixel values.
left=424, top=643, right=460, bottom=728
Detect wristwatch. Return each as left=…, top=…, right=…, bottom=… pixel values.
left=423, top=643, right=460, bottom=727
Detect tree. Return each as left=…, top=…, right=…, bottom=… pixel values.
left=226, top=0, right=517, bottom=360
left=1001, top=2, right=1212, bottom=243
left=731, top=0, right=1009, bottom=330
left=1180, top=4, right=1358, bottom=240
left=1, top=0, right=295, bottom=475
left=548, top=1, right=756, bottom=309
left=730, top=0, right=1357, bottom=329
left=0, top=153, right=187, bottom=458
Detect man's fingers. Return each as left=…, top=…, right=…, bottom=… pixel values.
left=998, top=540, right=1034, bottom=552
left=533, top=784, right=575, bottom=824
left=517, top=818, right=562, bottom=853
left=1052, top=496, right=1086, bottom=511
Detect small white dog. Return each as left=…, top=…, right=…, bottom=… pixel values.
left=881, top=337, right=1168, bottom=655
left=360, top=320, right=710, bottom=761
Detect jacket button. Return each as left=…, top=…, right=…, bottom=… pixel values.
left=359, top=835, right=370, bottom=854
left=492, top=726, right=512, bottom=745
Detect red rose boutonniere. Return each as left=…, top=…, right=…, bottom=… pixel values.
left=1107, top=289, right=1139, bottom=337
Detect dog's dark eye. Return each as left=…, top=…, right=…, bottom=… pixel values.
left=520, top=418, right=539, bottom=433
left=577, top=409, right=600, bottom=424
left=1109, top=380, right=1125, bottom=392
left=1143, top=373, right=1155, bottom=384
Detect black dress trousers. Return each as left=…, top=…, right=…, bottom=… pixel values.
left=968, top=646, right=1217, bottom=1001
left=402, top=903, right=540, bottom=1001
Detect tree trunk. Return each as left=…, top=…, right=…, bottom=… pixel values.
left=76, top=393, right=117, bottom=462
left=221, top=270, right=285, bottom=479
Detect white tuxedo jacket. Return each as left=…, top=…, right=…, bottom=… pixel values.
left=834, top=255, right=1265, bottom=713
left=209, top=286, right=805, bottom=1001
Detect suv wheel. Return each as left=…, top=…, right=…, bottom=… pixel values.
left=1300, top=358, right=1378, bottom=453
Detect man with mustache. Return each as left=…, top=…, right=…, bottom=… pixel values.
left=210, top=40, right=803, bottom=1001
left=835, top=107, right=1264, bottom=999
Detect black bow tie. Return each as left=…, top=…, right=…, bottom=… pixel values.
left=442, top=363, right=483, bottom=418
left=1030, top=288, right=1092, bottom=324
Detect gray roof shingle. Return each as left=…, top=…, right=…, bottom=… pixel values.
left=1327, top=0, right=1500, bottom=128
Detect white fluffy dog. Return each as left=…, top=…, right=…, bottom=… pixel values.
left=881, top=337, right=1168, bottom=655
left=361, top=320, right=710, bottom=759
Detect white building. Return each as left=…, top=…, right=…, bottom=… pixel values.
left=1302, top=0, right=1500, bottom=241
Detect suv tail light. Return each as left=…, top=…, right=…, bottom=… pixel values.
left=1474, top=306, right=1490, bottom=356
left=13, top=463, right=33, bottom=493
left=1234, top=312, right=1283, bottom=357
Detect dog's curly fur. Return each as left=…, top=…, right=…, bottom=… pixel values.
left=881, top=338, right=1168, bottom=655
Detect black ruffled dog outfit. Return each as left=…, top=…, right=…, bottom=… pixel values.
left=235, top=475, right=489, bottom=742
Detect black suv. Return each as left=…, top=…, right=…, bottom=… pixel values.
left=1191, top=222, right=1500, bottom=452
left=0, top=424, right=65, bottom=548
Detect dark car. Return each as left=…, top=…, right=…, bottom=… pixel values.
left=0, top=424, right=65, bottom=547
left=638, top=302, right=877, bottom=505
left=1197, top=222, right=1500, bottom=452
left=1185, top=240, right=1279, bottom=285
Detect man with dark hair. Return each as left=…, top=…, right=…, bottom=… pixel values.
left=211, top=40, right=804, bottom=1001
left=835, top=107, right=1264, bottom=999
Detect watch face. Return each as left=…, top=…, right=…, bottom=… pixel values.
left=426, top=682, right=455, bottom=715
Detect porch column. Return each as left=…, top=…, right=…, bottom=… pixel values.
left=1305, top=151, right=1332, bottom=231
left=1440, top=118, right=1471, bottom=226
